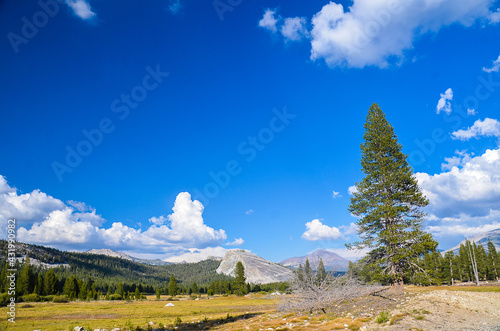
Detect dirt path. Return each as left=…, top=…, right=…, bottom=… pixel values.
left=368, top=290, right=500, bottom=330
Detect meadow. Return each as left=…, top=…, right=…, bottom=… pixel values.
left=2, top=284, right=500, bottom=331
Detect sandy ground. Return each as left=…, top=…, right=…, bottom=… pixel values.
left=363, top=290, right=500, bottom=331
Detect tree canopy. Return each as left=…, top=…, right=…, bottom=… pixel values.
left=348, top=103, right=437, bottom=285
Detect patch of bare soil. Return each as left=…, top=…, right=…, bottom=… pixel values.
left=369, top=290, right=500, bottom=331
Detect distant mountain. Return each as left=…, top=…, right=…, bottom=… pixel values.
left=0, top=240, right=229, bottom=287
left=446, top=228, right=500, bottom=253
left=279, top=249, right=350, bottom=271
left=216, top=250, right=294, bottom=284
left=87, top=248, right=171, bottom=266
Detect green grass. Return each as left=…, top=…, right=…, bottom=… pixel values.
left=0, top=294, right=277, bottom=331
left=375, top=311, right=390, bottom=324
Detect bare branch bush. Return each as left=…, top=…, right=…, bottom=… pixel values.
left=278, top=267, right=385, bottom=314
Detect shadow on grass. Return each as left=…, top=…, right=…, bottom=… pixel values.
left=174, top=312, right=263, bottom=330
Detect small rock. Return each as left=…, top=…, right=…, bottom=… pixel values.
left=344, top=324, right=349, bottom=327
left=73, top=327, right=84, bottom=331
left=149, top=321, right=155, bottom=325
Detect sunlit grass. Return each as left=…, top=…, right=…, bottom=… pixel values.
left=1, top=294, right=277, bottom=331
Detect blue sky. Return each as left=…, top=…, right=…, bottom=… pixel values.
left=1, top=0, right=500, bottom=263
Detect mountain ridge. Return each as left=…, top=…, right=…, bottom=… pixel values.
left=87, top=248, right=171, bottom=266
left=216, top=249, right=294, bottom=284
left=279, top=249, right=350, bottom=271
left=445, top=228, right=500, bottom=253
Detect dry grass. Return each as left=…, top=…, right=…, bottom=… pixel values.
left=406, top=284, right=500, bottom=293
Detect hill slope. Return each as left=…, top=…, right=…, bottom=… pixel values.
left=87, top=248, right=171, bottom=266
left=216, top=250, right=294, bottom=284
left=280, top=249, right=350, bottom=271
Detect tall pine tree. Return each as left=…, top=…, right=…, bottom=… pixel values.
left=233, top=261, right=247, bottom=296
left=348, top=103, right=437, bottom=285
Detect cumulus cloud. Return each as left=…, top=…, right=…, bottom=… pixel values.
left=414, top=147, right=500, bottom=245
left=332, top=190, right=342, bottom=199
left=0, top=175, right=229, bottom=257
left=149, top=215, right=167, bottom=226
left=163, top=247, right=227, bottom=263
left=281, top=17, right=308, bottom=41
left=65, top=0, right=96, bottom=20
left=245, top=209, right=254, bottom=215
left=483, top=54, right=500, bottom=73
left=416, top=148, right=500, bottom=219
left=441, top=150, right=472, bottom=171
left=258, top=9, right=279, bottom=33
left=451, top=118, right=500, bottom=141
left=436, top=88, right=453, bottom=115
left=302, top=219, right=344, bottom=241
left=263, top=0, right=497, bottom=68
left=348, top=185, right=358, bottom=195
left=427, top=220, right=500, bottom=238
left=226, top=238, right=244, bottom=246
left=340, top=222, right=358, bottom=235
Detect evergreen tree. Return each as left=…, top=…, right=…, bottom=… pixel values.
left=78, top=280, right=87, bottom=300
left=297, top=264, right=304, bottom=282
left=63, top=275, right=78, bottom=300
left=0, top=263, right=7, bottom=292
left=44, top=268, right=58, bottom=295
left=304, top=259, right=312, bottom=280
left=487, top=239, right=499, bottom=281
left=191, top=282, right=199, bottom=294
left=234, top=261, right=247, bottom=296
left=316, top=258, right=327, bottom=284
left=116, top=282, right=124, bottom=298
left=347, top=103, right=437, bottom=285
left=18, top=257, right=35, bottom=296
left=36, top=274, right=44, bottom=295
left=168, top=276, right=178, bottom=297
left=156, top=289, right=161, bottom=300
left=135, top=286, right=140, bottom=300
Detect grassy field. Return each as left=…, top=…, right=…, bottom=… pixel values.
left=1, top=294, right=277, bottom=331
left=2, top=284, right=499, bottom=331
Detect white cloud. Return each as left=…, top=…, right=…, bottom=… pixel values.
left=18, top=208, right=97, bottom=245
left=302, top=219, right=344, bottom=241
left=427, top=221, right=500, bottom=238
left=483, top=54, right=500, bottom=73
left=245, top=209, right=254, bottom=215
left=226, top=238, right=244, bottom=246
left=451, top=118, right=500, bottom=141
left=258, top=9, right=279, bottom=33
left=0, top=175, right=228, bottom=258
left=143, top=192, right=227, bottom=248
left=467, top=108, right=477, bottom=116
left=416, top=148, right=500, bottom=219
left=348, top=185, right=358, bottom=195
left=416, top=147, right=500, bottom=248
left=281, top=17, right=308, bottom=41
left=340, top=222, right=358, bottom=235
left=436, top=88, right=453, bottom=115
left=163, top=247, right=227, bottom=263
left=441, top=150, right=472, bottom=171
left=269, top=0, right=498, bottom=68
left=332, top=190, right=342, bottom=199
left=149, top=215, right=167, bottom=225
left=65, top=0, right=96, bottom=20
